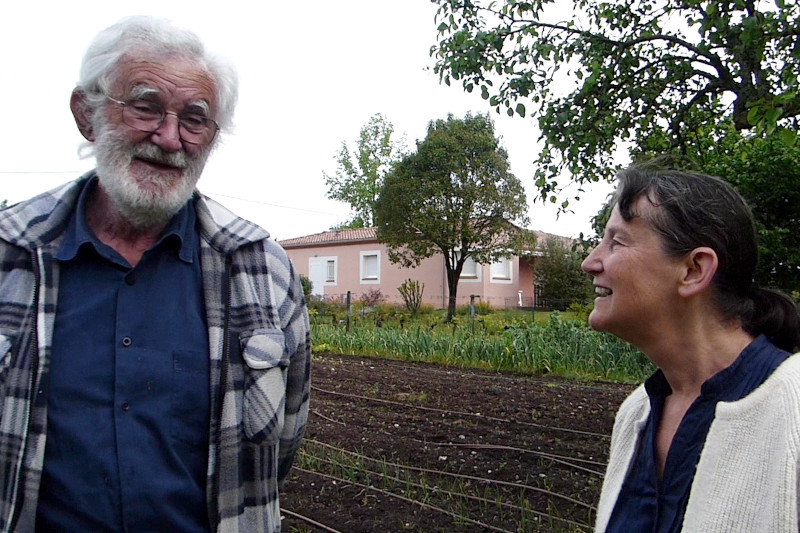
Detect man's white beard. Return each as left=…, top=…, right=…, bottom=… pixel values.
left=93, top=124, right=210, bottom=229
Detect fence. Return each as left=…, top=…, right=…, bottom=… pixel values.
left=312, top=292, right=588, bottom=313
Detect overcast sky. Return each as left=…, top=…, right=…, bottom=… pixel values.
left=1, top=1, right=617, bottom=240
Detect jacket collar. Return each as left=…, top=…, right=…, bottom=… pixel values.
left=0, top=170, right=270, bottom=254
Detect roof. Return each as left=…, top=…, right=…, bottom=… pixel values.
left=279, top=227, right=378, bottom=248
left=279, top=227, right=573, bottom=252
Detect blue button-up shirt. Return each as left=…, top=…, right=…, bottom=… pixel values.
left=35, top=179, right=210, bottom=532
left=605, top=335, right=790, bottom=533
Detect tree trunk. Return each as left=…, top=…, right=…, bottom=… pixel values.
left=445, top=269, right=459, bottom=322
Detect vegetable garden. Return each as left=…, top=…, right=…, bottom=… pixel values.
left=281, top=309, right=647, bottom=532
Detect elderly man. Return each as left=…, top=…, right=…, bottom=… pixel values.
left=0, top=16, right=310, bottom=532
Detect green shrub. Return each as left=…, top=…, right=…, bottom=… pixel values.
left=455, top=300, right=493, bottom=316
left=299, top=274, right=313, bottom=301
left=398, top=279, right=425, bottom=318
left=566, top=302, right=593, bottom=323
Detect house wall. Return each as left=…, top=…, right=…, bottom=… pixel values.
left=518, top=256, right=537, bottom=307
left=284, top=241, right=448, bottom=308
left=461, top=257, right=529, bottom=309
left=284, top=240, right=538, bottom=310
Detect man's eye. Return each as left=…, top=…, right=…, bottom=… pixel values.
left=180, top=114, right=209, bottom=131
left=128, top=101, right=162, bottom=118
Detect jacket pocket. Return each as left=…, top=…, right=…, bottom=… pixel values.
left=241, top=329, right=288, bottom=444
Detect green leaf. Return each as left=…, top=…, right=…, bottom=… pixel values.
left=777, top=127, right=797, bottom=146
left=515, top=103, right=526, bottom=117
left=747, top=107, right=761, bottom=126
left=765, top=108, right=783, bottom=124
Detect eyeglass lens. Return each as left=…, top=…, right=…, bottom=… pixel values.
left=120, top=100, right=217, bottom=145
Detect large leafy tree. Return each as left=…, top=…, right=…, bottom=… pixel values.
left=375, top=113, right=534, bottom=321
left=682, top=126, right=800, bottom=294
left=323, top=113, right=406, bottom=228
left=535, top=236, right=594, bottom=309
left=712, top=140, right=800, bottom=294
left=430, top=0, right=800, bottom=207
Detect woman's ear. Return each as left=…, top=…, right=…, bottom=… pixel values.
left=678, top=247, right=718, bottom=298
left=70, top=89, right=95, bottom=141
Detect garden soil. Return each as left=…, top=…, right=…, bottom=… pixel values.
left=281, top=353, right=636, bottom=532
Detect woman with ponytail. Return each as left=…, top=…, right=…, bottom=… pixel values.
left=583, top=164, right=800, bottom=532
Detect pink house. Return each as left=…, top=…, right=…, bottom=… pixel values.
left=279, top=227, right=570, bottom=310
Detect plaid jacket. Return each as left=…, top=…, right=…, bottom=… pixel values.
left=0, top=173, right=311, bottom=532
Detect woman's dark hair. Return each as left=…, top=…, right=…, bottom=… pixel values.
left=614, top=163, right=800, bottom=352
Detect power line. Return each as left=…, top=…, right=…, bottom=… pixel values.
left=0, top=174, right=346, bottom=218
left=203, top=191, right=344, bottom=217
left=0, top=171, right=88, bottom=175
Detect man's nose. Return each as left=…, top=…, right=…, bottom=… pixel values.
left=149, top=112, right=183, bottom=152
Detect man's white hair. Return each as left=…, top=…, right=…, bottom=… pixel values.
left=76, top=15, right=238, bottom=133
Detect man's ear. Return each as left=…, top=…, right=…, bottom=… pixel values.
left=678, top=247, right=718, bottom=298
left=70, top=89, right=95, bottom=141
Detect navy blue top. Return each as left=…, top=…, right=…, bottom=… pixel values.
left=605, top=335, right=790, bottom=533
left=35, top=179, right=210, bottom=532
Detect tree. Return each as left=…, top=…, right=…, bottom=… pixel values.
left=430, top=0, right=800, bottom=207
left=535, top=236, right=594, bottom=310
left=707, top=135, right=800, bottom=294
left=323, top=113, right=406, bottom=228
left=593, top=122, right=800, bottom=294
left=375, top=113, right=534, bottom=321
left=669, top=124, right=800, bottom=294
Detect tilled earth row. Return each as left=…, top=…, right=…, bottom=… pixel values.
left=281, top=353, right=634, bottom=532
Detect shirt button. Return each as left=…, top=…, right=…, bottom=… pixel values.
left=122, top=337, right=132, bottom=347
left=121, top=402, right=130, bottom=412
left=125, top=273, right=136, bottom=285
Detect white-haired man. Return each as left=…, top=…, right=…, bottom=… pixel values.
left=0, top=16, right=310, bottom=532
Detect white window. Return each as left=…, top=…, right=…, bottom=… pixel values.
left=326, top=260, right=336, bottom=282
left=360, top=251, right=380, bottom=284
left=460, top=255, right=480, bottom=280
left=491, top=256, right=512, bottom=282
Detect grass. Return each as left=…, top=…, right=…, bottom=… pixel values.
left=311, top=310, right=652, bottom=384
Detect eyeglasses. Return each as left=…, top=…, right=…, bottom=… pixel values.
left=105, top=95, right=219, bottom=146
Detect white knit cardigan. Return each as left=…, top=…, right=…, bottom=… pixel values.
left=595, top=354, right=800, bottom=533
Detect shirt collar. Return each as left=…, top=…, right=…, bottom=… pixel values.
left=56, top=176, right=198, bottom=265
left=644, top=335, right=776, bottom=402
left=699, top=334, right=782, bottom=397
